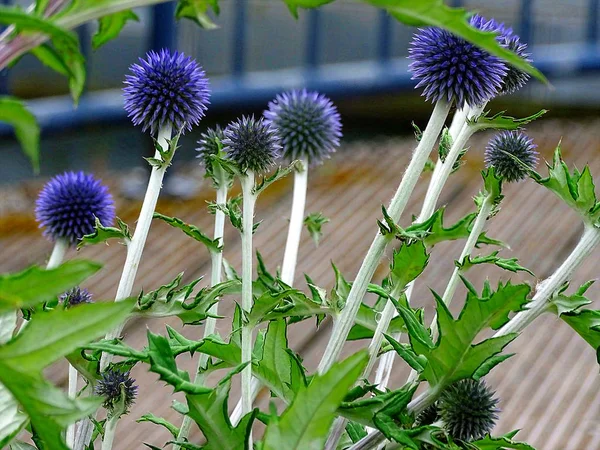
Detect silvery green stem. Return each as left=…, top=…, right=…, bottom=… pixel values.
left=240, top=171, right=256, bottom=435
left=317, top=99, right=451, bottom=375
left=495, top=224, right=600, bottom=337
left=47, top=238, right=68, bottom=269
left=66, top=364, right=79, bottom=447
left=281, top=159, right=308, bottom=285
left=174, top=185, right=227, bottom=449
left=372, top=103, right=485, bottom=393
left=101, top=414, right=119, bottom=450
left=100, top=123, right=172, bottom=371
left=231, top=378, right=261, bottom=425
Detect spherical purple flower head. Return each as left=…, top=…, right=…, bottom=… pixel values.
left=485, top=131, right=538, bottom=182
left=222, top=115, right=282, bottom=174
left=123, top=49, right=210, bottom=135
left=60, top=286, right=93, bottom=308
left=438, top=379, right=499, bottom=442
left=95, top=368, right=138, bottom=413
left=409, top=17, right=508, bottom=108
left=469, top=14, right=532, bottom=95
left=35, top=171, right=115, bottom=246
left=263, top=90, right=342, bottom=165
left=196, top=125, right=225, bottom=168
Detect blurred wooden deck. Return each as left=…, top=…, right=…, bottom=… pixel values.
left=1, top=118, right=600, bottom=449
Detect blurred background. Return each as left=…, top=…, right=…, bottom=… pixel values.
left=1, top=1, right=600, bottom=449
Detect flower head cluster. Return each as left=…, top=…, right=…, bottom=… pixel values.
left=95, top=368, right=138, bottom=414
left=60, top=287, right=93, bottom=308
left=264, top=90, right=342, bottom=165
left=409, top=14, right=530, bottom=108
left=35, top=171, right=115, bottom=246
left=438, top=379, right=499, bottom=441
left=197, top=125, right=225, bottom=168
left=485, top=131, right=538, bottom=182
left=222, top=115, right=281, bottom=174
left=124, top=49, right=210, bottom=135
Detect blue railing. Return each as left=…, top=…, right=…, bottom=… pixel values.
left=2, top=0, right=600, bottom=133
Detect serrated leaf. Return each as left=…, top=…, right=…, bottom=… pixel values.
left=468, top=109, right=547, bottom=132
left=253, top=162, right=298, bottom=197
left=137, top=414, right=180, bottom=439
left=560, top=309, right=600, bottom=352
left=472, top=353, right=514, bottom=381
left=304, top=212, right=329, bottom=247
left=176, top=0, right=219, bottom=29
left=92, top=10, right=138, bottom=49
left=0, top=97, right=40, bottom=173
left=550, top=281, right=594, bottom=316
left=361, top=0, right=545, bottom=82
left=384, top=334, right=427, bottom=373
left=0, top=260, right=102, bottom=313
left=388, top=241, right=429, bottom=291
left=0, top=6, right=86, bottom=102
left=282, top=0, right=334, bottom=18
left=400, top=282, right=529, bottom=388
left=153, top=212, right=222, bottom=253
left=78, top=217, right=131, bottom=249
left=457, top=251, right=533, bottom=276
left=186, top=365, right=256, bottom=450
left=209, top=195, right=243, bottom=231
left=263, top=351, right=368, bottom=450
left=471, top=432, right=536, bottom=450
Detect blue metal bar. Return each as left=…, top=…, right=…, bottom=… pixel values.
left=520, top=0, right=534, bottom=45
left=0, top=0, right=12, bottom=95
left=76, top=24, right=91, bottom=94
left=377, top=10, right=392, bottom=64
left=232, top=0, right=247, bottom=78
left=587, top=0, right=599, bottom=45
left=150, top=2, right=177, bottom=50
left=305, top=9, right=321, bottom=69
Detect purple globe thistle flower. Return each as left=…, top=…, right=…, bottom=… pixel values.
left=438, top=379, right=499, bottom=442
left=222, top=115, right=281, bottom=174
left=95, top=368, right=138, bottom=414
left=196, top=125, right=225, bottom=168
left=60, top=287, right=93, bottom=308
left=124, top=49, right=210, bottom=135
left=485, top=131, right=538, bottom=182
left=35, top=171, right=115, bottom=246
left=409, top=16, right=508, bottom=108
left=263, top=90, right=342, bottom=165
left=498, top=33, right=531, bottom=95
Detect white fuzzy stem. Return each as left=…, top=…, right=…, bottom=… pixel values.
left=281, top=159, right=308, bottom=285
left=174, top=185, right=227, bottom=449
left=66, top=364, right=78, bottom=447
left=101, top=415, right=119, bottom=450
left=47, top=238, right=68, bottom=269
left=317, top=99, right=451, bottom=376
left=100, top=123, right=172, bottom=371
left=240, top=171, right=256, bottom=444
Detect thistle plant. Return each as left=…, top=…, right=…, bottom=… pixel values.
left=6, top=4, right=600, bottom=450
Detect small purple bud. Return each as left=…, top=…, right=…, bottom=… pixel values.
left=485, top=131, right=539, bottom=182
left=95, top=368, right=138, bottom=414
left=60, top=287, right=93, bottom=308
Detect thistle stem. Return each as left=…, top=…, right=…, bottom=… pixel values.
left=174, top=184, right=227, bottom=449
left=47, top=238, right=68, bottom=269
left=101, top=415, right=119, bottom=450
left=240, top=170, right=257, bottom=434
left=317, top=99, right=451, bottom=375
left=281, top=159, right=308, bottom=285
left=66, top=364, right=79, bottom=447
left=100, top=123, right=172, bottom=371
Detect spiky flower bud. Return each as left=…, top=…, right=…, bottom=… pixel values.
left=196, top=125, right=225, bottom=168
left=95, top=368, right=138, bottom=414
left=438, top=379, right=499, bottom=442
left=485, top=131, right=538, bottom=182
left=409, top=16, right=508, bottom=108
left=35, top=172, right=115, bottom=246
left=60, top=287, right=92, bottom=308
left=263, top=89, right=342, bottom=165
left=124, top=49, right=210, bottom=135
left=498, top=33, right=531, bottom=95
left=222, top=115, right=281, bottom=174
left=415, top=403, right=439, bottom=427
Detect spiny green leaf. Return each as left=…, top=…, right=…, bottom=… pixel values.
left=209, top=195, right=243, bottom=231
left=0, top=6, right=86, bottom=102
left=388, top=241, right=429, bottom=291
left=262, top=351, right=368, bottom=450
left=361, top=0, right=545, bottom=82
left=153, top=212, right=222, bottom=253
left=304, top=212, right=330, bottom=247
left=282, top=0, right=334, bottom=18
left=457, top=251, right=534, bottom=276
left=0, top=260, right=102, bottom=313
left=0, top=97, right=40, bottom=173
left=253, top=161, right=299, bottom=197
left=560, top=309, right=600, bottom=353
left=176, top=0, right=219, bottom=29
left=384, top=334, right=427, bottom=373
left=549, top=280, right=594, bottom=316
left=400, top=282, right=529, bottom=388
left=137, top=414, right=180, bottom=439
left=92, top=10, right=138, bottom=49
left=186, top=365, right=256, bottom=450
left=78, top=217, right=131, bottom=249
left=471, top=432, right=536, bottom=450
left=472, top=353, right=514, bottom=381
left=468, top=109, right=547, bottom=132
